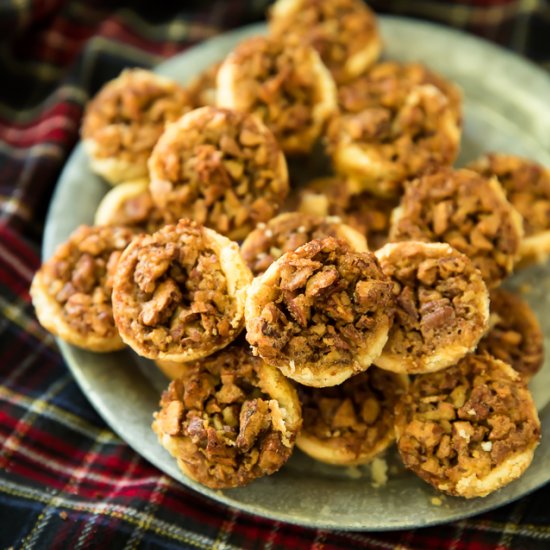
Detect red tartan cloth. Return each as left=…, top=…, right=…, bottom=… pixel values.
left=1, top=1, right=549, bottom=548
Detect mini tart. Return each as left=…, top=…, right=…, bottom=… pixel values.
left=477, top=288, right=543, bottom=381
left=268, top=0, right=382, bottom=84
left=395, top=353, right=541, bottom=498
left=326, top=61, right=462, bottom=197
left=390, top=168, right=524, bottom=288
left=245, top=237, right=395, bottom=387
left=297, top=176, right=398, bottom=250
left=94, top=179, right=167, bottom=233
left=186, top=61, right=221, bottom=108
left=297, top=367, right=408, bottom=465
left=31, top=225, right=136, bottom=352
left=216, top=35, right=337, bottom=155
left=112, top=219, right=252, bottom=362
left=467, top=153, right=550, bottom=266
left=82, top=69, right=192, bottom=185
left=374, top=242, right=489, bottom=374
left=148, top=106, right=289, bottom=241
left=152, top=343, right=302, bottom=489
left=240, top=211, right=368, bottom=277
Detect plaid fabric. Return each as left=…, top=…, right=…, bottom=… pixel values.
left=0, top=1, right=549, bottom=548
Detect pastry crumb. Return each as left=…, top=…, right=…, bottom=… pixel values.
left=370, top=457, right=388, bottom=488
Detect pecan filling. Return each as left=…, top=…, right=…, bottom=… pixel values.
left=396, top=354, right=540, bottom=495
left=477, top=289, right=543, bottom=380
left=241, top=212, right=359, bottom=276
left=153, top=345, right=296, bottom=488
left=269, top=0, right=379, bottom=83
left=390, top=168, right=523, bottom=287
left=468, top=154, right=550, bottom=236
left=298, top=177, right=398, bottom=249
left=222, top=36, right=320, bottom=144
left=82, top=69, right=191, bottom=164
left=42, top=225, right=135, bottom=338
left=336, top=62, right=461, bottom=121
left=249, top=238, right=394, bottom=370
left=149, top=107, right=288, bottom=240
left=114, top=221, right=238, bottom=356
left=377, top=244, right=487, bottom=362
left=299, top=367, right=403, bottom=458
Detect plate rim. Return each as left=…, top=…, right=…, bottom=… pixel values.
left=43, top=16, right=550, bottom=531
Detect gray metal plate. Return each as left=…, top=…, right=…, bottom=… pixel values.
left=43, top=17, right=550, bottom=530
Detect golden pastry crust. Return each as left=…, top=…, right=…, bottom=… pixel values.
left=240, top=211, right=368, bottom=277
left=31, top=225, right=136, bottom=352
left=154, top=359, right=191, bottom=381
left=297, top=177, right=398, bottom=249
left=245, top=237, right=395, bottom=387
left=94, top=179, right=167, bottom=234
left=216, top=35, right=337, bottom=155
left=186, top=62, right=221, bottom=108
left=390, top=168, right=524, bottom=288
left=82, top=69, right=192, bottom=184
left=148, top=106, right=289, bottom=241
left=326, top=62, right=462, bottom=197
left=297, top=367, right=408, bottom=465
left=268, top=0, right=382, bottom=84
left=477, top=288, right=544, bottom=382
left=467, top=153, right=550, bottom=266
left=374, top=242, right=489, bottom=374
left=112, top=219, right=252, bottom=362
left=395, top=354, right=540, bottom=498
left=152, top=343, right=302, bottom=489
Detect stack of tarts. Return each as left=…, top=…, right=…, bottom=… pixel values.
left=32, top=0, right=546, bottom=501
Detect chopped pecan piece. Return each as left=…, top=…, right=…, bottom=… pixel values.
left=395, top=353, right=540, bottom=498
left=152, top=343, right=301, bottom=489
left=246, top=237, right=395, bottom=387
left=390, top=168, right=524, bottom=287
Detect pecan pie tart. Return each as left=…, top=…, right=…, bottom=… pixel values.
left=374, top=241, right=489, bottom=374
left=112, top=219, right=252, bottom=362
left=152, top=342, right=302, bottom=489
left=240, top=211, right=368, bottom=277
left=395, top=353, right=541, bottom=498
left=82, top=68, right=192, bottom=185
left=217, top=35, right=337, bottom=155
left=297, top=367, right=407, bottom=465
left=477, top=288, right=544, bottom=382
left=31, top=225, right=136, bottom=351
left=268, top=0, right=382, bottom=84
left=467, top=153, right=550, bottom=266
left=390, top=168, right=524, bottom=288
left=148, top=106, right=289, bottom=241
left=326, top=62, right=462, bottom=197
left=245, top=237, right=395, bottom=387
